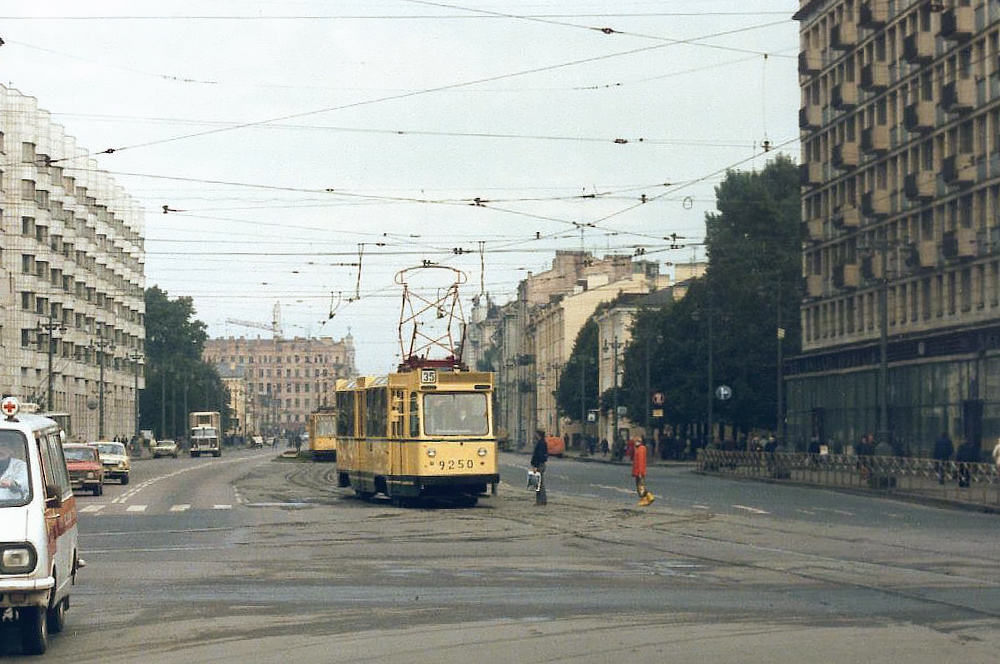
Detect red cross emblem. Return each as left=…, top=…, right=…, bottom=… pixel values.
left=1, top=397, right=19, bottom=418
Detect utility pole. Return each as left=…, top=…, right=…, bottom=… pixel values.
left=130, top=351, right=143, bottom=445
left=877, top=238, right=890, bottom=445
left=94, top=336, right=112, bottom=439
left=38, top=313, right=64, bottom=411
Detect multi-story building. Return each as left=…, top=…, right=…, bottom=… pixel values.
left=790, top=1, right=1000, bottom=455
left=203, top=334, right=356, bottom=437
left=0, top=85, right=146, bottom=442
left=531, top=267, right=671, bottom=439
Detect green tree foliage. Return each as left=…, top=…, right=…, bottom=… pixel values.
left=555, top=319, right=600, bottom=423
left=140, top=286, right=229, bottom=440
left=621, top=155, right=801, bottom=438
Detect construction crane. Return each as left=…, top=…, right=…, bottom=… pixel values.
left=226, top=302, right=283, bottom=339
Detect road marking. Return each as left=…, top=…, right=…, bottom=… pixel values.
left=126, top=505, right=147, bottom=512
left=732, top=504, right=769, bottom=515
left=213, top=504, right=233, bottom=510
left=170, top=504, right=191, bottom=512
left=79, top=504, right=105, bottom=513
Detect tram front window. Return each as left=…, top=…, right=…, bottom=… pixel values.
left=424, top=393, right=488, bottom=436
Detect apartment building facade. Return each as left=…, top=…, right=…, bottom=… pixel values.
left=790, top=0, right=1000, bottom=455
left=0, top=85, right=146, bottom=442
left=203, top=334, right=356, bottom=437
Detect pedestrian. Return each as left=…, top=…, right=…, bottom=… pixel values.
left=530, top=429, right=548, bottom=506
left=600, top=438, right=609, bottom=457
left=932, top=432, right=954, bottom=484
left=992, top=437, right=1000, bottom=476
left=955, top=441, right=977, bottom=487
left=632, top=437, right=655, bottom=506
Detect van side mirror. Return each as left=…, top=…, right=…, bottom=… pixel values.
left=45, top=484, right=63, bottom=508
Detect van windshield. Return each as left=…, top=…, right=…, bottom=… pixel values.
left=0, top=430, right=32, bottom=507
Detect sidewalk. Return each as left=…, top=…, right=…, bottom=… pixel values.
left=527, top=445, right=1000, bottom=515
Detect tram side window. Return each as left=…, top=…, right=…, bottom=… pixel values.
left=336, top=392, right=355, bottom=437
left=366, top=388, right=387, bottom=438
left=424, top=393, right=488, bottom=436
left=409, top=392, right=420, bottom=437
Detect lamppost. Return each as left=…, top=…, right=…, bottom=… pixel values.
left=604, top=337, right=623, bottom=444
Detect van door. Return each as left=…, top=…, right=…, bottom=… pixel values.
left=36, top=429, right=77, bottom=600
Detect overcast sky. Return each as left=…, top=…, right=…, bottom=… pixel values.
left=2, top=1, right=800, bottom=374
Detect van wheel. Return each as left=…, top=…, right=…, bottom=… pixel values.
left=47, top=597, right=68, bottom=634
left=93, top=483, right=103, bottom=496
left=19, top=606, right=48, bottom=655
left=121, top=475, right=130, bottom=486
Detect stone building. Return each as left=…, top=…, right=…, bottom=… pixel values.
left=203, top=334, right=356, bottom=437
left=0, top=85, right=146, bottom=442
left=790, top=0, right=1000, bottom=455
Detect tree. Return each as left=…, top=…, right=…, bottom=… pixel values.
left=140, top=287, right=229, bottom=440
left=620, top=155, right=801, bottom=442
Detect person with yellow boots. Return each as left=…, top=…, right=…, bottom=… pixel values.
left=632, top=437, right=655, bottom=506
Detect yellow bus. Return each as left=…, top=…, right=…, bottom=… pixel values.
left=308, top=407, right=338, bottom=461
left=335, top=363, right=498, bottom=506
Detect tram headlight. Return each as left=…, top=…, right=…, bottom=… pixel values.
left=426, top=448, right=437, bottom=458
left=477, top=447, right=488, bottom=457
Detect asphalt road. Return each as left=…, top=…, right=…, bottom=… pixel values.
left=3, top=449, right=999, bottom=663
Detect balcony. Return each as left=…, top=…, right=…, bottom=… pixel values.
left=804, top=218, right=825, bottom=242
left=832, top=141, right=859, bottom=169
left=912, top=241, right=938, bottom=269
left=859, top=0, right=888, bottom=28
left=832, top=203, right=860, bottom=229
left=861, top=190, right=889, bottom=217
left=831, top=82, right=859, bottom=110
left=941, top=6, right=974, bottom=42
left=943, top=228, right=976, bottom=259
left=800, top=162, right=823, bottom=187
left=942, top=154, right=976, bottom=186
left=904, top=100, right=936, bottom=133
left=831, top=21, right=858, bottom=51
left=860, top=62, right=889, bottom=90
left=861, top=125, right=889, bottom=153
left=903, top=32, right=935, bottom=64
left=799, top=105, right=821, bottom=130
left=833, top=263, right=861, bottom=289
left=799, top=48, right=822, bottom=75
left=941, top=79, right=975, bottom=114
left=904, top=171, right=935, bottom=200
left=805, top=275, right=824, bottom=298
left=861, top=254, right=883, bottom=280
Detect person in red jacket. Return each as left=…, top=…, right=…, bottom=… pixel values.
left=632, top=437, right=655, bottom=506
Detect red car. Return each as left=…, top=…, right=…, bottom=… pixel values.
left=63, top=443, right=104, bottom=495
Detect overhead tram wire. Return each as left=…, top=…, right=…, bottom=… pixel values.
left=22, top=19, right=793, bottom=163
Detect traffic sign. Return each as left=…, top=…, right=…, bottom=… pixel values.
left=715, top=385, right=732, bottom=401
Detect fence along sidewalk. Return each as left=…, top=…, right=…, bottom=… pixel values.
left=698, top=449, right=1000, bottom=511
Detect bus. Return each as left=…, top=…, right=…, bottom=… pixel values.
left=334, top=362, right=499, bottom=506
left=308, top=407, right=338, bottom=461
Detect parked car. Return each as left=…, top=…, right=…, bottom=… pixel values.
left=62, top=444, right=104, bottom=495
left=152, top=439, right=179, bottom=458
left=87, top=441, right=130, bottom=485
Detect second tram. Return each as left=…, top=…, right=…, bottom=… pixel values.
left=308, top=407, right=338, bottom=461
left=335, top=362, right=499, bottom=505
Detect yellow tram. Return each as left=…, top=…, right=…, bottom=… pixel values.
left=334, top=362, right=499, bottom=505
left=308, top=406, right=338, bottom=461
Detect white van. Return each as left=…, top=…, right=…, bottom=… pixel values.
left=0, top=396, right=81, bottom=655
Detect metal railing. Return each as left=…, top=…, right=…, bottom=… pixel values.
left=697, top=449, right=1000, bottom=509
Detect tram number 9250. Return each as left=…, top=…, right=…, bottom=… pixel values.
left=438, top=458, right=475, bottom=470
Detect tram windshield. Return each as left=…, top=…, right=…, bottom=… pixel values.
left=424, top=393, right=488, bottom=436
